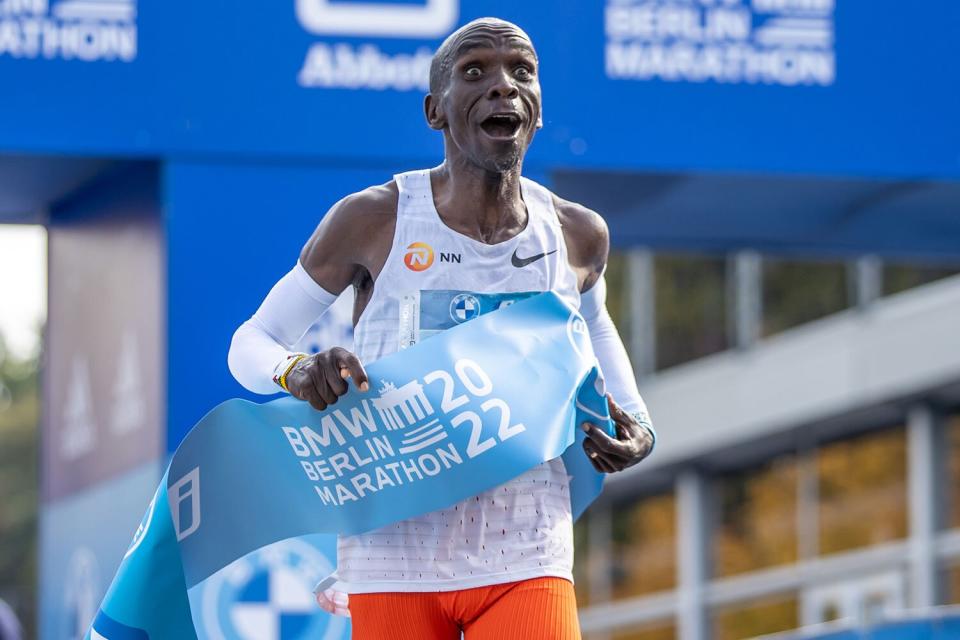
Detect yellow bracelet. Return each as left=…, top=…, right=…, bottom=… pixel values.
left=278, top=354, right=307, bottom=393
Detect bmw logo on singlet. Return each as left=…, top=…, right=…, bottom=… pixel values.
left=193, top=538, right=347, bottom=640
left=449, top=293, right=481, bottom=323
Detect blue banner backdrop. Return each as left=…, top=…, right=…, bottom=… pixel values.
left=1, top=0, right=958, bottom=179
left=88, top=292, right=615, bottom=638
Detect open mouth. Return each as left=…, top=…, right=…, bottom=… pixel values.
left=480, top=113, right=523, bottom=139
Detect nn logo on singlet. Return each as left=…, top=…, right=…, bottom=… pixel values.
left=403, top=242, right=461, bottom=271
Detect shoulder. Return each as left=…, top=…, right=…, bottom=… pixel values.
left=552, top=194, right=610, bottom=289
left=299, top=180, right=400, bottom=288
left=324, top=180, right=399, bottom=230
left=301, top=180, right=398, bottom=253
left=554, top=196, right=609, bottom=256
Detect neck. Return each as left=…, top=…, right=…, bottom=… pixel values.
left=430, top=154, right=527, bottom=245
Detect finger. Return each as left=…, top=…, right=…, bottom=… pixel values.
left=596, top=446, right=630, bottom=469
left=287, top=375, right=306, bottom=401
left=315, top=593, right=335, bottom=614
left=594, top=457, right=615, bottom=473
left=322, top=361, right=348, bottom=398
left=615, top=419, right=643, bottom=440
left=581, top=422, right=631, bottom=457
left=582, top=440, right=607, bottom=473
left=608, top=396, right=639, bottom=439
left=309, top=364, right=338, bottom=406
left=336, top=350, right=370, bottom=392
left=607, top=393, right=631, bottom=425
left=594, top=453, right=618, bottom=474
left=583, top=439, right=619, bottom=473
left=583, top=438, right=632, bottom=470
left=301, top=386, right=328, bottom=412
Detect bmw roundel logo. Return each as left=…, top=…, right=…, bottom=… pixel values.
left=195, top=538, right=347, bottom=640
left=449, top=293, right=480, bottom=323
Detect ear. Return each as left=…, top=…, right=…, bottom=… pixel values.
left=424, top=93, right=447, bottom=131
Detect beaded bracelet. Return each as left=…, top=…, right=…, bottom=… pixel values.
left=273, top=353, right=308, bottom=393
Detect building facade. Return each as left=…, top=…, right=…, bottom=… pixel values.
left=575, top=256, right=960, bottom=640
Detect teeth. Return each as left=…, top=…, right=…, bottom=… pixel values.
left=481, top=114, right=521, bottom=137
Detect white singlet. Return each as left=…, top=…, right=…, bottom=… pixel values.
left=335, top=169, right=583, bottom=593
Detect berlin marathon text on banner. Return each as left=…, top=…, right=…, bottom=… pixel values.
left=0, top=0, right=137, bottom=62
left=87, top=292, right=616, bottom=638
left=605, top=0, right=836, bottom=86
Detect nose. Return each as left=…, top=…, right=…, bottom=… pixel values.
left=486, top=66, right=519, bottom=100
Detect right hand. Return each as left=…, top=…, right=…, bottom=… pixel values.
left=286, top=347, right=370, bottom=411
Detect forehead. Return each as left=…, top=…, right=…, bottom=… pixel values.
left=449, top=25, right=537, bottom=63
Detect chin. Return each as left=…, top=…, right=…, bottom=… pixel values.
left=478, top=144, right=524, bottom=174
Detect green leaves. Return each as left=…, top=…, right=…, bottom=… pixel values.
left=0, top=338, right=39, bottom=637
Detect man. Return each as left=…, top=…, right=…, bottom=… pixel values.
left=229, top=17, right=654, bottom=639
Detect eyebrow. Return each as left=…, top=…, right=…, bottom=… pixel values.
left=451, top=35, right=538, bottom=65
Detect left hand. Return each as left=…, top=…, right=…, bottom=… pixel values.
left=581, top=394, right=654, bottom=474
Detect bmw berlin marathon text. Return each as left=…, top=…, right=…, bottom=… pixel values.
left=605, top=0, right=836, bottom=86
left=283, top=358, right=526, bottom=508
left=296, top=0, right=458, bottom=91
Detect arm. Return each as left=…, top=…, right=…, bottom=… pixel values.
left=227, top=182, right=397, bottom=408
left=557, top=198, right=656, bottom=473
left=580, top=274, right=656, bottom=472
left=227, top=262, right=340, bottom=394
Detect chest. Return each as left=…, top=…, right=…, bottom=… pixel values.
left=382, top=216, right=565, bottom=295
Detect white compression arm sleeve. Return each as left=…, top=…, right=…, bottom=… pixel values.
left=580, top=275, right=656, bottom=445
left=228, top=262, right=337, bottom=394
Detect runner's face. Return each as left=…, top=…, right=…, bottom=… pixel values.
left=440, top=27, right=541, bottom=172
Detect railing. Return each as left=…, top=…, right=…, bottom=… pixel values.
left=757, top=606, right=960, bottom=639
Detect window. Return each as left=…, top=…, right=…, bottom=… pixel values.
left=762, top=258, right=848, bottom=336
left=884, top=263, right=960, bottom=296
left=818, top=428, right=907, bottom=555
left=611, top=492, right=677, bottom=598
left=806, top=572, right=905, bottom=624
left=712, top=595, right=799, bottom=640
left=713, top=455, right=798, bottom=577
left=946, top=414, right=960, bottom=531
left=655, top=253, right=727, bottom=370
left=942, top=563, right=960, bottom=605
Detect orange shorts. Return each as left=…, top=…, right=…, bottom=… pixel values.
left=348, top=576, right=581, bottom=640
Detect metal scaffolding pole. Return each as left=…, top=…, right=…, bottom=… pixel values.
left=908, top=404, right=939, bottom=608
left=626, top=248, right=656, bottom=378
left=677, top=470, right=709, bottom=640
left=727, top=250, right=762, bottom=350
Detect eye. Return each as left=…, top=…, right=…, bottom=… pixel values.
left=464, top=65, right=482, bottom=79
left=514, top=65, right=533, bottom=80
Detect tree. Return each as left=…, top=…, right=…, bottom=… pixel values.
left=0, top=328, right=40, bottom=639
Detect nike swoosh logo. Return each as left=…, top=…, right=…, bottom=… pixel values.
left=511, top=248, right=557, bottom=268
